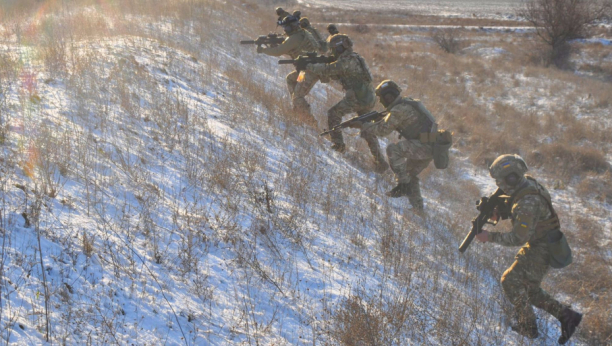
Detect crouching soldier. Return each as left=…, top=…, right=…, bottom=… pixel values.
left=306, top=34, right=388, bottom=172
left=362, top=80, right=436, bottom=210
left=476, top=154, right=581, bottom=344
left=257, top=15, right=320, bottom=123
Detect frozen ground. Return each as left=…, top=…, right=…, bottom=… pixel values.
left=0, top=2, right=609, bottom=345
left=298, top=0, right=523, bottom=19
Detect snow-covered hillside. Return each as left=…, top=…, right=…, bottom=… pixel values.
left=0, top=1, right=609, bottom=345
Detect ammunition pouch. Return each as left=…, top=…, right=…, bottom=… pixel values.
left=432, top=130, right=452, bottom=169
left=545, top=230, right=573, bottom=269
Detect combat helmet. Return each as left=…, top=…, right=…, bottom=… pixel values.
left=375, top=80, right=402, bottom=107
left=328, top=34, right=353, bottom=56
left=375, top=80, right=402, bottom=97
left=299, top=17, right=310, bottom=28
left=276, top=7, right=288, bottom=16
left=292, top=10, right=301, bottom=19
left=489, top=154, right=528, bottom=190
left=327, top=24, right=339, bottom=35
left=279, top=15, right=300, bottom=27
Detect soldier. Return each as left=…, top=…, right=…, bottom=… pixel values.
left=476, top=154, right=581, bottom=344
left=257, top=15, right=320, bottom=123
left=300, top=17, right=328, bottom=54
left=305, top=34, right=388, bottom=172
left=327, top=24, right=340, bottom=35
left=275, top=7, right=291, bottom=22
left=361, top=80, right=436, bottom=210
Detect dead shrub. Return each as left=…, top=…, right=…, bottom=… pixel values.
left=518, top=0, right=612, bottom=68
left=536, top=143, right=609, bottom=177
left=82, top=231, right=94, bottom=257
left=333, top=294, right=411, bottom=345
left=576, top=172, right=612, bottom=203
left=431, top=28, right=462, bottom=54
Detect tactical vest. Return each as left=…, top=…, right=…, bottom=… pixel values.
left=287, top=29, right=318, bottom=59
left=339, top=53, right=373, bottom=91
left=509, top=176, right=561, bottom=241
left=397, top=98, right=437, bottom=140
left=306, top=26, right=324, bottom=43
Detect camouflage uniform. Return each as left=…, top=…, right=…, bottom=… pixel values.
left=305, top=39, right=385, bottom=164
left=300, top=18, right=328, bottom=54
left=276, top=8, right=291, bottom=22
left=259, top=27, right=320, bottom=120
left=362, top=96, right=434, bottom=209
left=487, top=155, right=574, bottom=338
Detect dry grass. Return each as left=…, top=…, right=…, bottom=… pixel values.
left=344, top=8, right=612, bottom=345
left=0, top=0, right=610, bottom=344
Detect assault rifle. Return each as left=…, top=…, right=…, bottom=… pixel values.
left=319, top=110, right=388, bottom=136
left=240, top=33, right=285, bottom=47
left=458, top=188, right=511, bottom=253
left=278, top=52, right=335, bottom=72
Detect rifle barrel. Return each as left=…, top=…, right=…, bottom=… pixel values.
left=458, top=228, right=476, bottom=253
left=240, top=40, right=256, bottom=44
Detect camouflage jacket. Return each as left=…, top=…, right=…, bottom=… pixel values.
left=306, top=51, right=374, bottom=102
left=260, top=29, right=318, bottom=59
left=489, top=178, right=556, bottom=247
left=304, top=25, right=327, bottom=52
left=363, top=96, right=434, bottom=139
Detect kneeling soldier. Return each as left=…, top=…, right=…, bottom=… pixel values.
left=362, top=80, right=436, bottom=210
left=476, top=154, right=581, bottom=344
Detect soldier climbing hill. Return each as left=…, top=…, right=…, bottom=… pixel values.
left=475, top=154, right=581, bottom=344
left=305, top=34, right=388, bottom=173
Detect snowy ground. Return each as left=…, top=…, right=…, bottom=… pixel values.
left=298, top=0, right=523, bottom=19
left=0, top=2, right=609, bottom=345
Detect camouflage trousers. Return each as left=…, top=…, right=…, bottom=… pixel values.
left=328, top=92, right=383, bottom=162
left=387, top=140, right=433, bottom=208
left=501, top=242, right=567, bottom=328
left=286, top=70, right=319, bottom=122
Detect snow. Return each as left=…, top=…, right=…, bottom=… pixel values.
left=299, top=0, right=523, bottom=19
left=0, top=3, right=608, bottom=345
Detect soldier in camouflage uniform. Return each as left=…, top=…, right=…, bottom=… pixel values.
left=476, top=154, right=581, bottom=344
left=257, top=15, right=320, bottom=123
left=327, top=24, right=340, bottom=35
left=362, top=80, right=436, bottom=210
left=275, top=7, right=291, bottom=22
left=305, top=34, right=388, bottom=172
left=300, top=17, right=328, bottom=54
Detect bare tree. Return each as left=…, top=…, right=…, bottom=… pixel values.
left=518, top=0, right=611, bottom=68
left=431, top=28, right=462, bottom=54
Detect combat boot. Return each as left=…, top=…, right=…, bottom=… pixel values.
left=373, top=158, right=389, bottom=174
left=331, top=143, right=346, bottom=153
left=386, top=183, right=411, bottom=198
left=558, top=307, right=582, bottom=345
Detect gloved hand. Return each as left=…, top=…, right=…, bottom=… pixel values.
left=476, top=230, right=490, bottom=243
left=256, top=45, right=264, bottom=54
